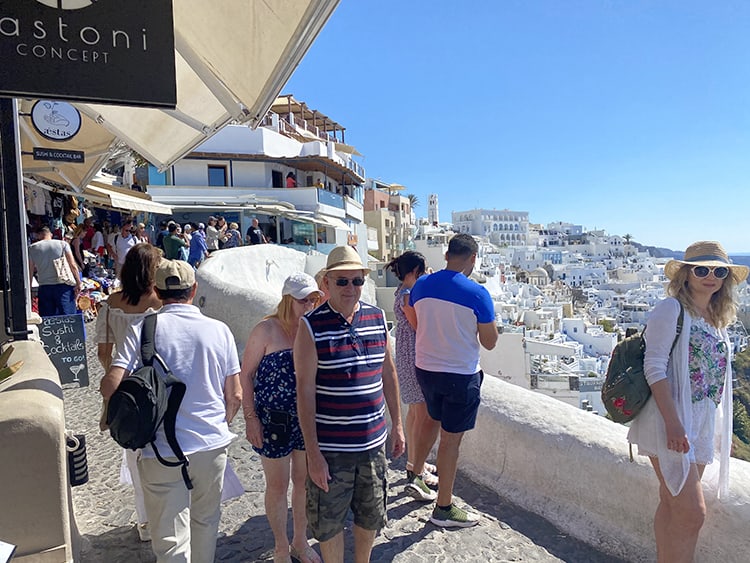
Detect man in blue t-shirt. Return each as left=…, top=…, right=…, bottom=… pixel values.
left=408, top=233, right=498, bottom=528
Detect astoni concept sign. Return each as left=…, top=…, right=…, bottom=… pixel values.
left=0, top=0, right=176, bottom=108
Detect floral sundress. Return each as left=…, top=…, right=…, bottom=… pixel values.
left=394, top=285, right=424, bottom=404
left=252, top=349, right=305, bottom=458
left=686, top=318, right=727, bottom=464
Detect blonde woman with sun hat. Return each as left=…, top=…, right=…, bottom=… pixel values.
left=628, top=241, right=748, bottom=563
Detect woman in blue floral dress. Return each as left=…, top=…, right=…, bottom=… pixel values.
left=386, top=251, right=439, bottom=496
left=628, top=241, right=747, bottom=563
left=240, top=273, right=323, bottom=563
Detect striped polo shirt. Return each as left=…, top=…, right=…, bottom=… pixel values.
left=301, top=301, right=388, bottom=452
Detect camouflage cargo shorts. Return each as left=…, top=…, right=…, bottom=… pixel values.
left=306, top=446, right=388, bottom=542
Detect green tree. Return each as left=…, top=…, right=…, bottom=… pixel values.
left=733, top=399, right=750, bottom=443
left=406, top=193, right=419, bottom=209
left=623, top=233, right=633, bottom=244
left=732, top=346, right=750, bottom=377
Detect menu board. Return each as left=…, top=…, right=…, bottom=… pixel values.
left=39, top=314, right=89, bottom=387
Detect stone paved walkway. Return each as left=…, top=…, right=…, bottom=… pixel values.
left=64, top=332, right=625, bottom=562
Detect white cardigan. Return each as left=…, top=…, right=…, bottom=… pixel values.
left=627, top=297, right=732, bottom=498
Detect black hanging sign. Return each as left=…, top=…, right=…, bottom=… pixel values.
left=32, top=147, right=85, bottom=162
left=0, top=0, right=176, bottom=108
left=39, top=313, right=89, bottom=386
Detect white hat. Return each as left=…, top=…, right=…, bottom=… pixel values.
left=282, top=273, right=324, bottom=300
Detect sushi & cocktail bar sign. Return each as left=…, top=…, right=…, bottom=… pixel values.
left=0, top=0, right=176, bottom=108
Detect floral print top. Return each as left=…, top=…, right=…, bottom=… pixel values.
left=688, top=317, right=727, bottom=405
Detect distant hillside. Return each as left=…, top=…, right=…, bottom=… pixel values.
left=631, top=242, right=681, bottom=259
left=630, top=242, right=750, bottom=267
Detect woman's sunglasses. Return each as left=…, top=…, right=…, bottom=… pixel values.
left=692, top=265, right=729, bottom=280
left=295, top=296, right=319, bottom=305
left=333, top=277, right=365, bottom=287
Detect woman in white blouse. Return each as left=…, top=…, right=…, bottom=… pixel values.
left=628, top=241, right=747, bottom=562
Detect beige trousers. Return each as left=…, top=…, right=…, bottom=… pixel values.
left=138, top=446, right=227, bottom=563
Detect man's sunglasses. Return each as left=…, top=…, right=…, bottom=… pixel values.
left=332, top=277, right=365, bottom=287
left=692, top=265, right=729, bottom=280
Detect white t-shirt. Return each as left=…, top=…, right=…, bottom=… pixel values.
left=205, top=225, right=220, bottom=250
left=111, top=303, right=241, bottom=457
left=91, top=231, right=105, bottom=253
left=114, top=232, right=136, bottom=265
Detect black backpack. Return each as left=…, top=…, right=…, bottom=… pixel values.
left=107, top=314, right=193, bottom=489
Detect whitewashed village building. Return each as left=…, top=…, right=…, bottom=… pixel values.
left=363, top=180, right=415, bottom=262
left=147, top=95, right=369, bottom=263
left=452, top=208, right=529, bottom=246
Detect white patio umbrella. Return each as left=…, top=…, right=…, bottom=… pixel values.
left=19, top=0, right=340, bottom=190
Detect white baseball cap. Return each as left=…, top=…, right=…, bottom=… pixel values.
left=282, top=273, right=324, bottom=300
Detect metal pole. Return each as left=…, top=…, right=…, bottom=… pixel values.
left=0, top=97, right=30, bottom=339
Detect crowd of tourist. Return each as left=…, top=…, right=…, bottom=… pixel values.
left=27, top=229, right=532, bottom=560
left=28, top=210, right=495, bottom=562
left=82, top=233, right=500, bottom=563
left=29, top=215, right=740, bottom=562
left=27, top=214, right=271, bottom=319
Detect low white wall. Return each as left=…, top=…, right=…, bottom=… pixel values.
left=460, top=376, right=750, bottom=562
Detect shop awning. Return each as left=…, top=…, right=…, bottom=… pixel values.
left=84, top=185, right=173, bottom=215
left=76, top=0, right=340, bottom=174
left=333, top=142, right=362, bottom=156
left=314, top=215, right=349, bottom=230
left=162, top=203, right=317, bottom=224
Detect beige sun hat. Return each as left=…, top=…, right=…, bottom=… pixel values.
left=664, top=241, right=749, bottom=283
left=325, top=245, right=371, bottom=274
left=155, top=259, right=196, bottom=290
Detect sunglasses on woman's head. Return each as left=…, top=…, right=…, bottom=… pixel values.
left=333, top=277, right=365, bottom=287
left=691, top=265, right=729, bottom=280
left=295, top=296, right=318, bottom=305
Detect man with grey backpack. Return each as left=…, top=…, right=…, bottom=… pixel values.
left=101, top=259, right=242, bottom=562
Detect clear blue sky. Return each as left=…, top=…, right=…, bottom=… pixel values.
left=284, top=1, right=750, bottom=253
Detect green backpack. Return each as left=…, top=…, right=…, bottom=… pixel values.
left=602, top=304, right=684, bottom=424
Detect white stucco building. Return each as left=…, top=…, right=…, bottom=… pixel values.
left=147, top=95, right=368, bottom=264
left=452, top=208, right=529, bottom=246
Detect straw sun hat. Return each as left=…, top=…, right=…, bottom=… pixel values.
left=325, top=246, right=371, bottom=274
left=664, top=241, right=749, bottom=283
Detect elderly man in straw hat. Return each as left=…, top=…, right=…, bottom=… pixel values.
left=295, top=246, right=405, bottom=563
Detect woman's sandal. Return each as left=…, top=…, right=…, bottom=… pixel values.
left=290, top=545, right=322, bottom=563
left=421, top=469, right=439, bottom=487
